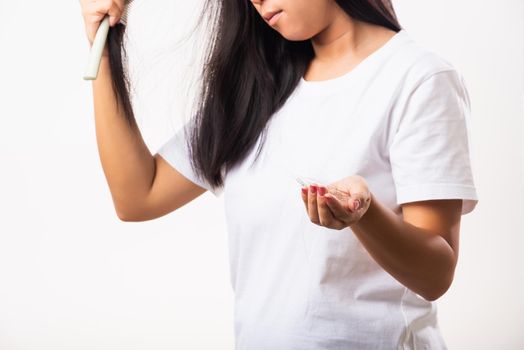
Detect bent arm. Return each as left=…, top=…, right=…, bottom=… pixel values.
left=349, top=192, right=461, bottom=301
left=92, top=56, right=155, bottom=218
left=92, top=57, right=207, bottom=221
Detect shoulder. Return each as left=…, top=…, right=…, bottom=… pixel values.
left=391, top=30, right=465, bottom=91
left=379, top=31, right=470, bottom=121
left=383, top=33, right=472, bottom=132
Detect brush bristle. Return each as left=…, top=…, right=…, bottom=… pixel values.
left=119, top=0, right=135, bottom=26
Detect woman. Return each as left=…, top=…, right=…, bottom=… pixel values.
left=80, top=0, right=479, bottom=348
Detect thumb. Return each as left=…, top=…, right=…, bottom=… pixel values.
left=348, top=191, right=369, bottom=211
left=352, top=198, right=362, bottom=211
left=109, top=15, right=120, bottom=26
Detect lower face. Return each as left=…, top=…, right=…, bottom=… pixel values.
left=250, top=0, right=340, bottom=41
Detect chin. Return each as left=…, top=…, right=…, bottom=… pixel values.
left=275, top=27, right=316, bottom=42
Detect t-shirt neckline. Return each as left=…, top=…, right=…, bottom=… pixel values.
left=297, top=29, right=409, bottom=93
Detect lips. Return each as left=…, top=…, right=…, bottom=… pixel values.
left=263, top=10, right=283, bottom=22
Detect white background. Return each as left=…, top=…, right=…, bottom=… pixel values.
left=0, top=0, right=523, bottom=349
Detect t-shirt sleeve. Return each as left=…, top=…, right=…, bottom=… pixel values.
left=389, top=69, right=478, bottom=215
left=157, top=124, right=224, bottom=197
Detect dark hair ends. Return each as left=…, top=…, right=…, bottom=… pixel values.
left=105, top=0, right=402, bottom=193
left=107, top=24, right=137, bottom=130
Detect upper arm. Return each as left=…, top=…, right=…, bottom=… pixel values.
left=120, top=153, right=207, bottom=221
left=389, top=69, right=479, bottom=216
left=401, top=199, right=462, bottom=261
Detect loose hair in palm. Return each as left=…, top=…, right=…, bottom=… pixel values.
left=107, top=0, right=402, bottom=193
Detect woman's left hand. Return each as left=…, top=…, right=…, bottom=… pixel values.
left=300, top=174, right=372, bottom=230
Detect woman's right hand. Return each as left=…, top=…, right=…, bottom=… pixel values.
left=79, top=0, right=126, bottom=48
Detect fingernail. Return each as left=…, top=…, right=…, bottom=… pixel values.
left=301, top=186, right=308, bottom=194
left=318, top=186, right=326, bottom=196
left=310, top=185, right=317, bottom=194
left=353, top=200, right=361, bottom=210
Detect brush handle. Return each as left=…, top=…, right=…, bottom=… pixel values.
left=83, top=15, right=110, bottom=80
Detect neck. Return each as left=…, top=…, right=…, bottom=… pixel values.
left=309, top=14, right=391, bottom=64
left=311, top=15, right=359, bottom=61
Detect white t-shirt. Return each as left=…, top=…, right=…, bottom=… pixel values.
left=158, top=29, right=478, bottom=350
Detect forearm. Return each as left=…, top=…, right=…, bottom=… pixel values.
left=349, top=192, right=457, bottom=301
left=92, top=56, right=155, bottom=216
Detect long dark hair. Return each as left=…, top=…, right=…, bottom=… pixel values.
left=106, top=0, right=401, bottom=193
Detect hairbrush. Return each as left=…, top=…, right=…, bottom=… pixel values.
left=83, top=0, right=135, bottom=80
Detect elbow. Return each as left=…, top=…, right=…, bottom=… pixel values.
left=420, top=272, right=455, bottom=302
left=421, top=288, right=447, bottom=302
left=115, top=202, right=166, bottom=222
left=117, top=212, right=134, bottom=222
left=421, top=249, right=458, bottom=301
left=115, top=206, right=145, bottom=222
left=116, top=209, right=135, bottom=222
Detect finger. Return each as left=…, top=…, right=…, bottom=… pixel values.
left=107, top=1, right=124, bottom=26
left=84, top=2, right=107, bottom=43
left=324, top=192, right=354, bottom=219
left=327, top=183, right=352, bottom=203
left=94, top=1, right=123, bottom=26
left=300, top=186, right=309, bottom=212
left=345, top=176, right=369, bottom=210
left=350, top=196, right=362, bottom=211
left=308, top=184, right=320, bottom=224
left=83, top=1, right=118, bottom=43
left=347, top=191, right=369, bottom=211
left=317, top=186, right=347, bottom=229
